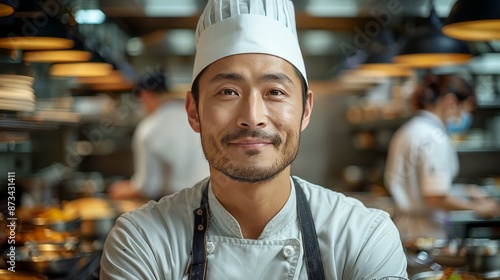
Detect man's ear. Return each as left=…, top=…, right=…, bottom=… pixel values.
left=300, top=90, right=313, bottom=132
left=185, top=91, right=201, bottom=133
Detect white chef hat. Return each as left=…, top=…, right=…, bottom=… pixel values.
left=192, top=0, right=307, bottom=85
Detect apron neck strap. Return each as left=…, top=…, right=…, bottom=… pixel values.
left=293, top=176, right=325, bottom=280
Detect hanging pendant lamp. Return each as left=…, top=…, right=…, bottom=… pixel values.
left=0, top=0, right=17, bottom=17
left=0, top=16, right=73, bottom=50
left=23, top=32, right=92, bottom=63
left=50, top=49, right=113, bottom=77
left=359, top=28, right=414, bottom=77
left=394, top=1, right=472, bottom=68
left=76, top=70, right=134, bottom=92
left=442, top=0, right=500, bottom=41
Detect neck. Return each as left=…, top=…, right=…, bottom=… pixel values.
left=210, top=169, right=292, bottom=239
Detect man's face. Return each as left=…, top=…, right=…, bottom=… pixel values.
left=186, top=54, right=313, bottom=183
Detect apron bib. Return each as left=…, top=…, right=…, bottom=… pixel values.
left=188, top=177, right=325, bottom=280
left=204, top=237, right=301, bottom=280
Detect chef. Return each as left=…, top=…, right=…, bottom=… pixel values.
left=385, top=73, right=500, bottom=245
left=108, top=70, right=209, bottom=201
left=100, top=0, right=408, bottom=279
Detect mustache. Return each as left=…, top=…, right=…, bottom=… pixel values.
left=221, top=129, right=282, bottom=146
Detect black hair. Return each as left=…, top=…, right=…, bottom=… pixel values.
left=132, top=70, right=170, bottom=96
left=411, top=73, right=476, bottom=110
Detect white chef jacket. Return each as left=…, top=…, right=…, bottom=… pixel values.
left=131, top=100, right=209, bottom=199
left=385, top=110, right=459, bottom=241
left=100, top=176, right=408, bottom=279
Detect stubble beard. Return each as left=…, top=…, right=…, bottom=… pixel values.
left=201, top=128, right=300, bottom=183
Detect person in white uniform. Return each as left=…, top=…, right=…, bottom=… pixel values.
left=101, top=0, right=408, bottom=279
left=385, top=73, right=500, bottom=245
left=108, top=71, right=209, bottom=201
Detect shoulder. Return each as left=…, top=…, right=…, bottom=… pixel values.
left=295, top=176, right=378, bottom=211
left=294, top=177, right=406, bottom=276
left=134, top=114, right=155, bottom=136
left=108, top=178, right=208, bottom=245
left=394, top=117, right=426, bottom=138
left=101, top=179, right=208, bottom=278
left=391, top=116, right=444, bottom=147
left=122, top=177, right=207, bottom=224
left=101, top=178, right=208, bottom=277
left=294, top=176, right=391, bottom=224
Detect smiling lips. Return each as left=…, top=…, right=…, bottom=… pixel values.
left=230, top=138, right=273, bottom=148
left=221, top=129, right=283, bottom=148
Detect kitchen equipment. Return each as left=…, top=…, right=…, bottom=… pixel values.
left=0, top=74, right=35, bottom=112
left=429, top=238, right=467, bottom=268
left=21, top=178, right=57, bottom=207
left=15, top=228, right=79, bottom=248
left=23, top=217, right=81, bottom=233
left=430, top=248, right=466, bottom=268
left=63, top=197, right=119, bottom=241
left=60, top=172, right=106, bottom=200
left=8, top=243, right=81, bottom=276
left=80, top=216, right=117, bottom=241
left=0, top=269, right=48, bottom=280
left=20, top=163, right=68, bottom=207
left=16, top=206, right=81, bottom=246
left=465, top=239, right=500, bottom=273
left=411, top=270, right=500, bottom=280
left=407, top=250, right=442, bottom=272
left=63, top=241, right=103, bottom=279
left=0, top=132, right=32, bottom=179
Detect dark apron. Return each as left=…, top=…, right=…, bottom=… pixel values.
left=189, top=177, right=325, bottom=280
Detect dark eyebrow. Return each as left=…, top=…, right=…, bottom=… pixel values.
left=209, top=72, right=295, bottom=86
left=209, top=73, right=245, bottom=83
left=260, top=73, right=295, bottom=86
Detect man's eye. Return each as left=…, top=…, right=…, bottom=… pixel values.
left=269, top=89, right=284, bottom=96
left=221, top=89, right=237, bottom=95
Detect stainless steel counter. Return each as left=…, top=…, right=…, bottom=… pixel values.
left=344, top=191, right=500, bottom=239
left=450, top=210, right=500, bottom=239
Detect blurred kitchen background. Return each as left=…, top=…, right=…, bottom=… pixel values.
left=1, top=0, right=500, bottom=198
left=3, top=1, right=500, bottom=278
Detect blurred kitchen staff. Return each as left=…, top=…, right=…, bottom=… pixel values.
left=385, top=73, right=500, bottom=244
left=100, top=0, right=408, bottom=278
left=108, top=70, right=209, bottom=201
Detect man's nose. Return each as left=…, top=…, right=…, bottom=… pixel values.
left=237, top=93, right=267, bottom=129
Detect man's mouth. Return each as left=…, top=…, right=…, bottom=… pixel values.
left=222, top=130, right=282, bottom=147
left=231, top=138, right=273, bottom=145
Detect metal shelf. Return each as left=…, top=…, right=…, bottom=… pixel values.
left=0, top=117, right=59, bottom=131
left=477, top=98, right=500, bottom=109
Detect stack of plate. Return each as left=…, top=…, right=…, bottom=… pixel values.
left=0, top=74, right=35, bottom=111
